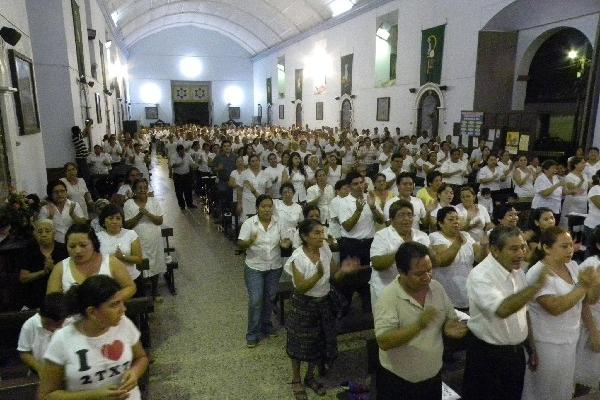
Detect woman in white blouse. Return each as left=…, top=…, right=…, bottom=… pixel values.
left=285, top=219, right=360, bottom=399
left=283, top=152, right=307, bottom=203
left=523, top=227, right=600, bottom=400
left=512, top=155, right=535, bottom=200
left=38, top=180, right=87, bottom=244
left=96, top=204, right=143, bottom=284
left=559, top=157, right=588, bottom=229
left=324, top=153, right=342, bottom=187
left=238, top=195, right=290, bottom=348
left=240, top=154, right=272, bottom=221
left=532, top=160, right=564, bottom=220
left=60, top=162, right=93, bottom=219
left=274, top=182, right=304, bottom=254
left=429, top=206, right=488, bottom=310
left=428, top=183, right=455, bottom=232
left=455, top=186, right=492, bottom=242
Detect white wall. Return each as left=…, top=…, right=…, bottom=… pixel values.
left=253, top=0, right=514, bottom=136
left=128, top=26, right=253, bottom=126
left=0, top=1, right=48, bottom=195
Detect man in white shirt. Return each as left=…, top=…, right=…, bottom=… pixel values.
left=380, top=153, right=403, bottom=196
left=477, top=154, right=505, bottom=192
left=87, top=145, right=111, bottom=197
left=463, top=226, right=548, bottom=400
left=337, top=171, right=385, bottom=313
left=375, top=242, right=467, bottom=399
left=170, top=144, right=198, bottom=210
left=383, top=172, right=428, bottom=229
left=263, top=153, right=284, bottom=199
left=440, top=149, right=469, bottom=186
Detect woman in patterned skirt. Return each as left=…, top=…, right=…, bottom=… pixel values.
left=284, top=219, right=360, bottom=399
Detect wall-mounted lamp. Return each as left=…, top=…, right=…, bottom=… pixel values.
left=408, top=88, right=417, bottom=93
left=104, top=40, right=112, bottom=49
left=291, top=100, right=296, bottom=104
left=0, top=27, right=21, bottom=46
left=439, top=85, right=448, bottom=91
left=350, top=94, right=356, bottom=99
left=334, top=96, right=341, bottom=100
left=87, top=81, right=94, bottom=88
left=103, top=89, right=112, bottom=95
left=376, top=22, right=391, bottom=41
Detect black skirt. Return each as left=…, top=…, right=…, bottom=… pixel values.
left=286, top=292, right=337, bottom=363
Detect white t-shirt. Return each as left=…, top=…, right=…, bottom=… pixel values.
left=477, top=165, right=504, bottom=191
left=382, top=196, right=426, bottom=230
left=38, top=199, right=85, bottom=244
left=585, top=185, right=600, bottom=228
left=369, top=227, right=430, bottom=301
left=60, top=178, right=89, bottom=219
left=284, top=245, right=332, bottom=298
left=97, top=229, right=140, bottom=280
left=454, top=203, right=491, bottom=242
left=440, top=160, right=467, bottom=185
left=238, top=215, right=282, bottom=271
left=44, top=317, right=141, bottom=399
left=337, top=194, right=376, bottom=239
left=306, top=184, right=335, bottom=224
left=263, top=165, right=285, bottom=199
left=18, top=313, right=56, bottom=363
left=526, top=260, right=581, bottom=344
left=513, top=167, right=535, bottom=198
left=532, top=174, right=562, bottom=214
left=429, top=231, right=475, bottom=308
left=274, top=200, right=303, bottom=239
left=229, top=169, right=245, bottom=202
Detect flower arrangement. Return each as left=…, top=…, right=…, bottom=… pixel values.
left=0, top=190, right=36, bottom=240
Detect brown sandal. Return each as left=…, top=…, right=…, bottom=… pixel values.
left=304, top=377, right=326, bottom=396
left=291, top=380, right=308, bottom=400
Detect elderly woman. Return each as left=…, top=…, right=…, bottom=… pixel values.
left=238, top=194, right=290, bottom=348
left=18, top=220, right=68, bottom=308
left=60, top=162, right=93, bottom=219
left=46, top=224, right=136, bottom=300
left=285, top=219, right=360, bottom=399
left=96, top=204, right=143, bottom=284
left=39, top=276, right=148, bottom=400
left=523, top=227, right=600, bottom=400
left=38, top=180, right=87, bottom=244
left=532, top=160, right=564, bottom=221
left=124, top=179, right=165, bottom=297
left=429, top=206, right=488, bottom=310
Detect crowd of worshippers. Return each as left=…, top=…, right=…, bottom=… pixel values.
left=6, top=120, right=600, bottom=399
left=150, top=123, right=600, bottom=400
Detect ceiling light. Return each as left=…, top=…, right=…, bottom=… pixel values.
left=140, top=82, right=161, bottom=104
left=376, top=23, right=391, bottom=41
left=224, top=86, right=244, bottom=106
left=179, top=57, right=202, bottom=78
left=329, top=0, right=353, bottom=17
left=105, top=40, right=112, bottom=48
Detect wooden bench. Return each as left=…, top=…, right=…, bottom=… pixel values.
left=161, top=227, right=178, bottom=295
left=0, top=376, right=38, bottom=399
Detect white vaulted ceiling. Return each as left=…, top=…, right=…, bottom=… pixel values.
left=101, top=0, right=367, bottom=55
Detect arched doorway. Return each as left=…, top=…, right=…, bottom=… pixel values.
left=524, top=28, right=592, bottom=147
left=267, top=104, right=272, bottom=125
left=295, top=102, right=302, bottom=128
left=341, top=99, right=352, bottom=130
left=417, top=90, right=440, bottom=138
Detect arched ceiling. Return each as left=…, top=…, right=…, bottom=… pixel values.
left=101, top=0, right=367, bottom=55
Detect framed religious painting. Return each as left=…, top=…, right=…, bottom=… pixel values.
left=376, top=97, right=390, bottom=121
left=229, top=107, right=241, bottom=120
left=8, top=50, right=40, bottom=135
left=145, top=106, right=158, bottom=120
left=95, top=93, right=103, bottom=123
left=279, top=104, right=285, bottom=119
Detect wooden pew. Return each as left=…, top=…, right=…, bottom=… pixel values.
left=161, top=227, right=178, bottom=295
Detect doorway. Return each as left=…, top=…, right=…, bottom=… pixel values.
left=173, top=102, right=210, bottom=125
left=417, top=90, right=440, bottom=138
left=341, top=99, right=352, bottom=130
left=295, top=103, right=302, bottom=128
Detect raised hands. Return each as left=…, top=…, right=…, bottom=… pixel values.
left=417, top=306, right=438, bottom=329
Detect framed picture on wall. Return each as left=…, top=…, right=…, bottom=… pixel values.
left=376, top=97, right=390, bottom=121
left=8, top=50, right=40, bottom=135
left=145, top=106, right=158, bottom=120
left=279, top=104, right=284, bottom=119
left=229, top=107, right=241, bottom=120
left=95, top=93, right=102, bottom=123
left=316, top=102, right=323, bottom=120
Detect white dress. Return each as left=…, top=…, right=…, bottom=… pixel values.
left=575, top=257, right=600, bottom=387
left=523, top=260, right=581, bottom=400
left=123, top=198, right=166, bottom=278
left=289, top=170, right=307, bottom=202
left=532, top=174, right=562, bottom=214
left=97, top=229, right=141, bottom=280
left=428, top=231, right=474, bottom=309
left=60, top=178, right=89, bottom=218
left=327, top=165, right=342, bottom=187
left=513, top=167, right=535, bottom=198
left=274, top=200, right=303, bottom=240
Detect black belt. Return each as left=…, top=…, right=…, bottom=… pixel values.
left=470, top=333, right=525, bottom=354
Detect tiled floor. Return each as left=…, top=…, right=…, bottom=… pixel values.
left=146, top=158, right=370, bottom=399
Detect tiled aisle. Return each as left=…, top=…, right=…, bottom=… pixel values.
left=146, top=158, right=369, bottom=399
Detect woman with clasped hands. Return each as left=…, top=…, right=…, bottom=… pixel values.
left=374, top=242, right=467, bottom=400
left=523, top=227, right=600, bottom=400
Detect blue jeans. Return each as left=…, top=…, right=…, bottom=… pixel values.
left=244, top=265, right=282, bottom=343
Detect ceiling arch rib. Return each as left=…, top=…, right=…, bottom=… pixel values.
left=123, top=15, right=267, bottom=53
left=113, top=0, right=301, bottom=43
